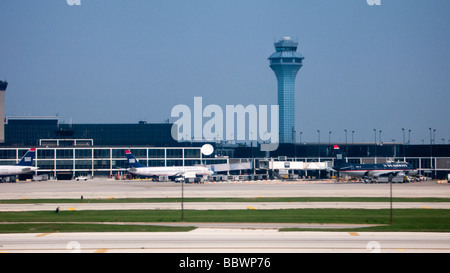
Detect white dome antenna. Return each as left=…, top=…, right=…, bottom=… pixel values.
left=201, top=144, right=214, bottom=156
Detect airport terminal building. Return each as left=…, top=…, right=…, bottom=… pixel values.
left=1, top=116, right=449, bottom=180
left=1, top=117, right=227, bottom=180
left=2, top=37, right=448, bottom=181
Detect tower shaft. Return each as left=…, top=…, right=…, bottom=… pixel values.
left=268, top=37, right=304, bottom=143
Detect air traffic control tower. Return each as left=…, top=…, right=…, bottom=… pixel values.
left=269, top=37, right=304, bottom=143
left=0, top=81, right=7, bottom=143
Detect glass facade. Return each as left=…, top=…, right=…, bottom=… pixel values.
left=269, top=38, right=304, bottom=143
left=0, top=146, right=222, bottom=178
left=0, top=144, right=448, bottom=179
left=5, top=117, right=177, bottom=146
left=2, top=117, right=449, bottom=179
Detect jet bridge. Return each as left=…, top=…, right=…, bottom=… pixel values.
left=207, top=159, right=252, bottom=173
left=258, top=159, right=332, bottom=179
left=258, top=160, right=331, bottom=171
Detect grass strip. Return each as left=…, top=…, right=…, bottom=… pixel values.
left=1, top=197, right=450, bottom=203
left=0, top=223, right=195, bottom=233
left=0, top=209, right=449, bottom=232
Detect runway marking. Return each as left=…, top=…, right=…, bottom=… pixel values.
left=1, top=246, right=450, bottom=253
left=36, top=233, right=52, bottom=237
left=349, top=232, right=359, bottom=236
left=94, top=248, right=109, bottom=253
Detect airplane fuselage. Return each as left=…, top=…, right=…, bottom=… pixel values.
left=335, top=162, right=417, bottom=178
left=127, top=166, right=212, bottom=177
left=0, top=166, right=38, bottom=177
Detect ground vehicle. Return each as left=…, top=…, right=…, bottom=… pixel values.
left=75, top=176, right=88, bottom=181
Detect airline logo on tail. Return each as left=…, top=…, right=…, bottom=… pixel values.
left=17, top=148, right=36, bottom=167
left=125, top=150, right=147, bottom=168
left=333, top=145, right=344, bottom=162
left=0, top=148, right=38, bottom=177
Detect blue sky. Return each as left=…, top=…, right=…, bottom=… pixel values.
left=0, top=0, right=449, bottom=144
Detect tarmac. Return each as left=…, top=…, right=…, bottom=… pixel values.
left=1, top=201, right=450, bottom=212
left=1, top=179, right=449, bottom=253
left=0, top=179, right=448, bottom=200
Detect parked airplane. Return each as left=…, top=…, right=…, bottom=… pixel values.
left=331, top=145, right=417, bottom=182
left=0, top=148, right=38, bottom=178
left=125, top=150, right=213, bottom=181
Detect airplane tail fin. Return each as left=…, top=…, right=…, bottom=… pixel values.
left=125, top=150, right=147, bottom=168
left=16, top=148, right=36, bottom=167
left=332, top=145, right=347, bottom=167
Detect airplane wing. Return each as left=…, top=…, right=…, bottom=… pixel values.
left=20, top=167, right=34, bottom=173
left=372, top=171, right=406, bottom=178
left=171, top=172, right=198, bottom=178
left=182, top=172, right=197, bottom=178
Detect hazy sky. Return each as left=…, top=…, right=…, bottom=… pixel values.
left=1, top=0, right=449, bottom=144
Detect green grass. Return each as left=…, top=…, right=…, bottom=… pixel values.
left=0, top=209, right=449, bottom=233
left=1, top=197, right=449, bottom=233
left=1, top=197, right=450, bottom=203
left=0, top=223, right=195, bottom=233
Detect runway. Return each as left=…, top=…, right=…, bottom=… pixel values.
left=1, top=229, right=449, bottom=253
left=0, top=179, right=449, bottom=254
left=1, top=179, right=449, bottom=212
left=1, top=201, right=450, bottom=212
left=0, top=179, right=449, bottom=199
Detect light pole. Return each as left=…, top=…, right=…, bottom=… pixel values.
left=181, top=178, right=184, bottom=222
left=434, top=129, right=436, bottom=145
left=317, top=130, right=320, bottom=159
left=344, top=129, right=347, bottom=158
left=434, top=129, right=437, bottom=179
left=374, top=129, right=377, bottom=158
left=402, top=128, right=405, bottom=144
left=429, top=128, right=433, bottom=179
left=390, top=175, right=393, bottom=225
left=402, top=128, right=405, bottom=159
left=344, top=129, right=347, bottom=146
left=294, top=129, right=297, bottom=160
